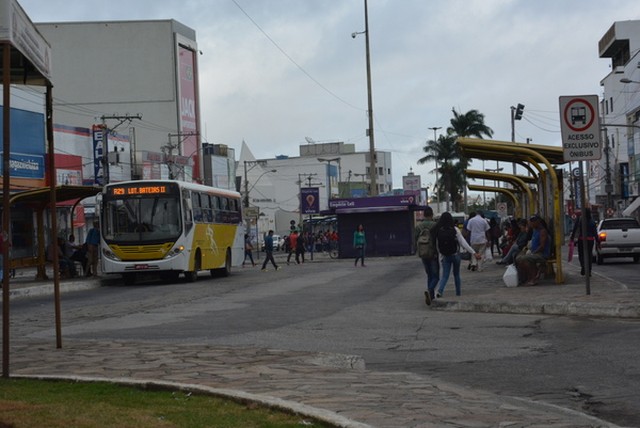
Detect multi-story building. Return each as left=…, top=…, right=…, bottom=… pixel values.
left=598, top=20, right=640, bottom=218
left=35, top=19, right=234, bottom=186
left=239, top=141, right=393, bottom=237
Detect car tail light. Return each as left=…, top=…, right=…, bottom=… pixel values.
left=598, top=231, right=606, bottom=242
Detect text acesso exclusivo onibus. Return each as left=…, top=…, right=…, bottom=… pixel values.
left=98, top=180, right=245, bottom=285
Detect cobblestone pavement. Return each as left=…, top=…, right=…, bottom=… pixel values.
left=3, top=256, right=634, bottom=427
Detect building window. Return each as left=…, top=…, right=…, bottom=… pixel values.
left=610, top=97, right=614, bottom=113
left=378, top=167, right=384, bottom=176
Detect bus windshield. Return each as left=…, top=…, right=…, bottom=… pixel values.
left=103, top=194, right=182, bottom=243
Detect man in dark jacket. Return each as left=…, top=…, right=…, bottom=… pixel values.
left=261, top=230, right=280, bottom=271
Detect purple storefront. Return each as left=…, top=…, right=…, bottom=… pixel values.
left=328, top=193, right=423, bottom=258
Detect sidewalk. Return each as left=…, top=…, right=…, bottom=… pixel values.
left=4, top=256, right=634, bottom=427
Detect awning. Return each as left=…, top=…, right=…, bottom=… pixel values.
left=7, top=185, right=102, bottom=206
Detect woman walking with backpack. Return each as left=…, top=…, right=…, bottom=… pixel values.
left=433, top=212, right=480, bottom=298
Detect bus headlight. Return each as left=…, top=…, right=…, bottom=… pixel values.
left=165, top=245, right=185, bottom=259
left=102, top=247, right=120, bottom=261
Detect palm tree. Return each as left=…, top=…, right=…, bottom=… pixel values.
left=418, top=134, right=457, bottom=207
left=447, top=108, right=494, bottom=141
left=446, top=108, right=494, bottom=211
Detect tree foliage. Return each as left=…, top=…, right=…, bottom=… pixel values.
left=419, top=108, right=494, bottom=211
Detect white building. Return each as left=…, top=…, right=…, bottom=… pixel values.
left=598, top=20, right=640, bottom=218
left=239, top=141, right=393, bottom=236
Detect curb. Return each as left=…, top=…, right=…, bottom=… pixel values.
left=434, top=299, right=640, bottom=319
left=13, top=374, right=372, bottom=428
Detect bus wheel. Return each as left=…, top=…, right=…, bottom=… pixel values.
left=185, top=251, right=201, bottom=282
left=123, top=273, right=136, bottom=285
left=211, top=249, right=232, bottom=278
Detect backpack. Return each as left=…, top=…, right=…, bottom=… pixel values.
left=417, top=224, right=436, bottom=259
left=436, top=226, right=459, bottom=256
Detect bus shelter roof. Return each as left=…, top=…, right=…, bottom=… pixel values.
left=6, top=185, right=102, bottom=206
left=457, top=138, right=568, bottom=166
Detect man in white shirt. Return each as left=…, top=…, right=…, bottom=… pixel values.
left=465, top=211, right=490, bottom=271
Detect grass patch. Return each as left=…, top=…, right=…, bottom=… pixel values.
left=0, top=378, right=334, bottom=428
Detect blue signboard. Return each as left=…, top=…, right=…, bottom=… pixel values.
left=0, top=152, right=45, bottom=179
left=93, top=125, right=105, bottom=185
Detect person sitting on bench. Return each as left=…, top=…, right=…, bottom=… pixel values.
left=515, top=215, right=550, bottom=286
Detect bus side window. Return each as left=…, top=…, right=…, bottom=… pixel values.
left=202, top=194, right=213, bottom=223
left=183, top=190, right=193, bottom=231
left=211, top=195, right=221, bottom=222
left=192, top=192, right=203, bottom=223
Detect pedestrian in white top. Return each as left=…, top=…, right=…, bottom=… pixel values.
left=465, top=211, right=490, bottom=271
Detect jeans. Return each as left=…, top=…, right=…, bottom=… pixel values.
left=261, top=251, right=278, bottom=269
left=501, top=244, right=520, bottom=265
left=421, top=257, right=440, bottom=298
left=243, top=250, right=255, bottom=266
left=354, top=246, right=365, bottom=266
left=438, top=253, right=462, bottom=296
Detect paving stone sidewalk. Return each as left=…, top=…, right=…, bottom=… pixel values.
left=3, top=255, right=635, bottom=427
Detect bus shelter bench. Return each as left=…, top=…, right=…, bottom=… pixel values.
left=9, top=256, right=80, bottom=279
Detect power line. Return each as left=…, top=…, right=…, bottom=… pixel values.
left=230, top=0, right=364, bottom=112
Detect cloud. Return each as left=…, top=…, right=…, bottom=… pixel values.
left=17, top=0, right=640, bottom=186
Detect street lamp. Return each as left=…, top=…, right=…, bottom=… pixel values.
left=318, top=157, right=341, bottom=200
left=485, top=167, right=503, bottom=208
left=352, top=0, right=377, bottom=196
left=243, top=160, right=275, bottom=207
left=248, top=169, right=277, bottom=194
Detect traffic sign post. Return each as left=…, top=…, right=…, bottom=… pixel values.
left=559, top=95, right=602, bottom=162
left=559, top=95, right=601, bottom=296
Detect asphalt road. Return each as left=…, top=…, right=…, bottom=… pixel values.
left=10, top=254, right=640, bottom=427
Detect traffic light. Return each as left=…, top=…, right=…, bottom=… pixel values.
left=514, top=103, right=525, bottom=120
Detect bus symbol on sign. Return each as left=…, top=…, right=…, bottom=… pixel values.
left=570, top=106, right=586, bottom=125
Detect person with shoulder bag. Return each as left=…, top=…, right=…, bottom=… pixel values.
left=243, top=233, right=256, bottom=267
left=434, top=212, right=480, bottom=298
left=415, top=206, right=439, bottom=305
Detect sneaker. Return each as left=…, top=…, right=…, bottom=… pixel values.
left=424, top=291, right=432, bottom=306
left=261, top=268, right=267, bottom=271
left=436, top=292, right=442, bottom=298
left=275, top=266, right=281, bottom=271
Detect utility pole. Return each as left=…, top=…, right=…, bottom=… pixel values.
left=604, top=133, right=614, bottom=211
left=100, top=113, right=142, bottom=184
left=165, top=131, right=198, bottom=180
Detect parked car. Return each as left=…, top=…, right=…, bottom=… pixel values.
left=594, top=217, right=640, bottom=264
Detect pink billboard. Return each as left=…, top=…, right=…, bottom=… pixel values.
left=178, top=45, right=199, bottom=181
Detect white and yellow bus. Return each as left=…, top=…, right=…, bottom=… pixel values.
left=99, top=180, right=244, bottom=284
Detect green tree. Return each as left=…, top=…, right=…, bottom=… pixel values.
left=418, top=134, right=457, bottom=206
left=446, top=108, right=494, bottom=210
left=419, top=108, right=494, bottom=211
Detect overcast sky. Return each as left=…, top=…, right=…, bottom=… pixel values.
left=18, top=0, right=640, bottom=187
